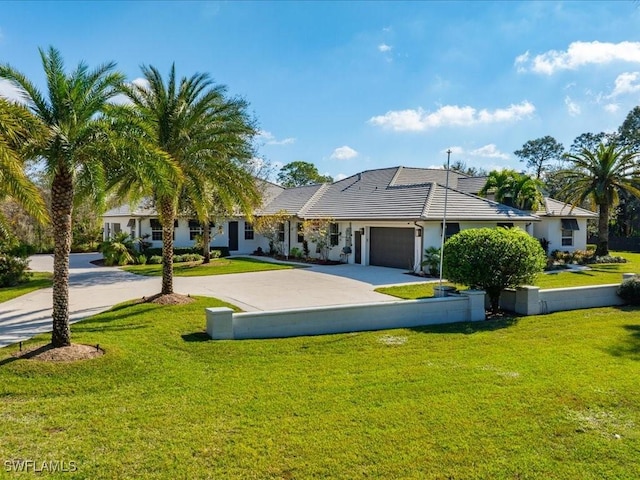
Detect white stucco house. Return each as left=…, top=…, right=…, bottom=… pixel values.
left=102, top=166, right=597, bottom=270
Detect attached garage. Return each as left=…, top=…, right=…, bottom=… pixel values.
left=369, top=227, right=415, bottom=269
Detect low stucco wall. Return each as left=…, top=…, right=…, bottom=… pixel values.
left=206, top=290, right=486, bottom=340
left=501, top=274, right=634, bottom=315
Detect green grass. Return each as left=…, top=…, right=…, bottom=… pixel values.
left=378, top=251, right=640, bottom=300
left=0, top=272, right=53, bottom=303
left=122, top=256, right=296, bottom=277
left=1, top=298, right=639, bottom=478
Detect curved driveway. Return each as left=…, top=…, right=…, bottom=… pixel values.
left=0, top=253, right=433, bottom=348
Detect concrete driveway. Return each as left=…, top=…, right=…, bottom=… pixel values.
left=0, top=254, right=433, bottom=348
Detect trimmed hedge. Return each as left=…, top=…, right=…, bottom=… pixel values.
left=144, top=247, right=230, bottom=257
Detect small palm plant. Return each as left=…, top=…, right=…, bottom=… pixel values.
left=100, top=231, right=136, bottom=266
left=421, top=246, right=441, bottom=276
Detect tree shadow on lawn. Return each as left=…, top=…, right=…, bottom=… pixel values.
left=181, top=332, right=210, bottom=342
left=409, top=314, right=519, bottom=335
left=604, top=306, right=640, bottom=360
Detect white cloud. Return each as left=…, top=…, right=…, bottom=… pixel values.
left=0, top=79, right=25, bottom=103
left=515, top=41, right=640, bottom=75
left=378, top=43, right=392, bottom=53
left=470, top=144, right=509, bottom=160
left=609, top=72, right=640, bottom=97
left=257, top=130, right=296, bottom=146
left=334, top=173, right=348, bottom=181
left=564, top=96, right=581, bottom=116
left=604, top=103, right=620, bottom=113
left=369, top=101, right=535, bottom=132
left=330, top=145, right=358, bottom=160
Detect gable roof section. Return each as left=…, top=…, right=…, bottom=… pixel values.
left=423, top=184, right=539, bottom=221
left=536, top=197, right=597, bottom=217
left=257, top=183, right=326, bottom=216
left=302, top=167, right=432, bottom=220
left=455, top=176, right=489, bottom=195
left=390, top=166, right=469, bottom=187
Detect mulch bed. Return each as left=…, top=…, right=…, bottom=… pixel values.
left=140, top=293, right=195, bottom=305
left=12, top=343, right=104, bottom=362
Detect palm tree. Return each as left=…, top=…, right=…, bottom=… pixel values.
left=0, top=98, right=48, bottom=233
left=479, top=169, right=542, bottom=211
left=559, top=142, right=640, bottom=256
left=0, top=47, right=127, bottom=346
left=120, top=65, right=260, bottom=292
left=0, top=47, right=179, bottom=347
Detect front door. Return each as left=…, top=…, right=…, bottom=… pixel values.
left=229, top=221, right=238, bottom=251
left=355, top=230, right=362, bottom=264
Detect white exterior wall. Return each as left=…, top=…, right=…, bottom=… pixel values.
left=237, top=219, right=270, bottom=255
left=534, top=218, right=589, bottom=253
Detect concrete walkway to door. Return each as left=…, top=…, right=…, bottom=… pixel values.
left=0, top=254, right=434, bottom=348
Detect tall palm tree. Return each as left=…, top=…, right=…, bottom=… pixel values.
left=0, top=98, right=48, bottom=233
left=0, top=47, right=178, bottom=346
left=120, top=65, right=260, bottom=292
left=0, top=47, right=126, bottom=346
left=559, top=142, right=640, bottom=256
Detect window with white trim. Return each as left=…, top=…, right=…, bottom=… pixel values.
left=244, top=222, right=254, bottom=240
left=189, top=220, right=203, bottom=241
left=561, top=218, right=579, bottom=247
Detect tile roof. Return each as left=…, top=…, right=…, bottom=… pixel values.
left=256, top=184, right=326, bottom=216
left=424, top=184, right=539, bottom=221
left=536, top=197, right=598, bottom=217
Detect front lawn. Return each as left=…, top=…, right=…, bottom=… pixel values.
left=378, top=251, right=640, bottom=300
left=1, top=299, right=638, bottom=478
left=0, top=272, right=53, bottom=303
left=122, top=256, right=296, bottom=276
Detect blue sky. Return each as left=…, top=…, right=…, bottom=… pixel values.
left=2, top=1, right=640, bottom=181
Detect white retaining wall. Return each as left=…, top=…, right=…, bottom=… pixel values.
left=501, top=273, right=635, bottom=315
left=206, top=290, right=486, bottom=340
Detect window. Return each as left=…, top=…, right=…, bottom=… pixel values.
left=150, top=219, right=178, bottom=241
left=112, top=223, right=121, bottom=234
left=278, top=223, right=285, bottom=242
left=244, top=222, right=254, bottom=240
left=189, top=220, right=203, bottom=241
left=497, top=222, right=514, bottom=229
left=150, top=219, right=162, bottom=241
left=329, top=223, right=339, bottom=246
left=297, top=222, right=304, bottom=243
left=443, top=222, right=460, bottom=240
left=561, top=218, right=579, bottom=247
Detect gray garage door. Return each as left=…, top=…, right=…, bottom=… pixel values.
left=369, top=227, right=415, bottom=269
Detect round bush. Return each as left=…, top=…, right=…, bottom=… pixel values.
left=617, top=276, right=640, bottom=305
left=148, top=255, right=163, bottom=264
left=443, top=227, right=546, bottom=313
left=0, top=254, right=31, bottom=287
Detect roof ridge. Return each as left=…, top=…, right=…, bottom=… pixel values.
left=421, top=182, right=437, bottom=218
left=298, top=183, right=330, bottom=217
left=388, top=166, right=404, bottom=187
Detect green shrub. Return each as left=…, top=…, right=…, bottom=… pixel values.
left=421, top=246, right=441, bottom=276
left=0, top=254, right=31, bottom=287
left=588, top=255, right=628, bottom=264
left=181, top=253, right=204, bottom=263
left=210, top=250, right=222, bottom=259
left=137, top=254, right=148, bottom=265
left=617, top=276, right=640, bottom=305
left=148, top=255, right=163, bottom=264
left=443, top=227, right=546, bottom=313
left=289, top=247, right=303, bottom=259
left=100, top=232, right=136, bottom=266
left=144, top=246, right=230, bottom=258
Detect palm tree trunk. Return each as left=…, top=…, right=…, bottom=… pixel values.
left=160, top=199, right=175, bottom=295
left=596, top=202, right=610, bottom=256
left=202, top=220, right=211, bottom=264
left=50, top=170, right=73, bottom=347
